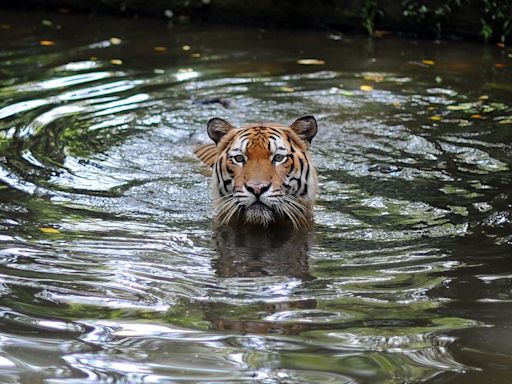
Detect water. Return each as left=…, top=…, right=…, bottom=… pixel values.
left=1, top=9, right=511, bottom=383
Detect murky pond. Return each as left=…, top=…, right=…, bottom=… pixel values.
left=1, top=9, right=512, bottom=383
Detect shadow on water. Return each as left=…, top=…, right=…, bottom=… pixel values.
left=213, top=226, right=313, bottom=280
left=207, top=226, right=317, bottom=335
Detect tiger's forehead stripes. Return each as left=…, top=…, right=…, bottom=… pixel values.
left=229, top=127, right=292, bottom=156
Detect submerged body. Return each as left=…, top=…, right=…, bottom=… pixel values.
left=195, top=116, right=318, bottom=229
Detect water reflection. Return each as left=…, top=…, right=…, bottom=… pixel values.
left=208, top=226, right=316, bottom=335
left=213, top=226, right=313, bottom=280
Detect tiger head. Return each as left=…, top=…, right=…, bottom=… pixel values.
left=195, top=116, right=318, bottom=228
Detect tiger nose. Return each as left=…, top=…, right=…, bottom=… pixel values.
left=245, top=181, right=271, bottom=197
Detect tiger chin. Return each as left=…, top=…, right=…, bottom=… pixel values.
left=194, top=116, right=318, bottom=229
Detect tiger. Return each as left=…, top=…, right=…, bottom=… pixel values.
left=194, top=116, right=318, bottom=229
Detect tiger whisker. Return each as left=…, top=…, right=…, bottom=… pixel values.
left=215, top=196, right=241, bottom=225
left=280, top=196, right=310, bottom=228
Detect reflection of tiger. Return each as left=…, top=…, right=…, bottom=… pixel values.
left=195, top=116, right=318, bottom=228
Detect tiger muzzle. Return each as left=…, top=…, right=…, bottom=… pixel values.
left=245, top=181, right=271, bottom=198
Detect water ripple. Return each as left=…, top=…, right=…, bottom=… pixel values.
left=0, top=9, right=511, bottom=383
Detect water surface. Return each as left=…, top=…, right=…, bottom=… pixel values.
left=1, top=9, right=512, bottom=383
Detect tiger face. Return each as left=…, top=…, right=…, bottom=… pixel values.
left=195, top=116, right=318, bottom=228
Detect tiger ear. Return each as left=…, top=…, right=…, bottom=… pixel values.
left=207, top=118, right=235, bottom=144
left=194, top=143, right=217, bottom=167
left=290, top=116, right=318, bottom=143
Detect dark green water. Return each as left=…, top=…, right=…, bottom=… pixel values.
left=1, top=9, right=512, bottom=383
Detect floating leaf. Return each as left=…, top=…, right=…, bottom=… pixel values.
left=182, top=45, right=191, bottom=51
left=39, top=227, right=60, bottom=234
left=110, top=59, right=123, bottom=65
left=110, top=37, right=122, bottom=45
left=360, top=85, right=373, bottom=92
left=422, top=59, right=435, bottom=66
left=429, top=115, right=442, bottom=121
left=498, top=118, right=512, bottom=124
left=154, top=46, right=167, bottom=52
left=297, top=58, right=325, bottom=65
left=280, top=87, right=295, bottom=93
left=497, top=42, right=505, bottom=48
left=479, top=95, right=489, bottom=100
left=190, top=53, right=201, bottom=58
left=42, top=20, right=53, bottom=27
left=471, top=114, right=482, bottom=119
left=495, top=63, right=506, bottom=68
left=40, top=40, right=55, bottom=46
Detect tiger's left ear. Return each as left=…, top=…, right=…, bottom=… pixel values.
left=290, top=116, right=318, bottom=143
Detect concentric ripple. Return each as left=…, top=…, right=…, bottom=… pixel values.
left=0, top=8, right=512, bottom=383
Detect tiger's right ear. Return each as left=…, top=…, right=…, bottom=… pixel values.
left=194, top=143, right=217, bottom=167
left=207, top=118, right=235, bottom=144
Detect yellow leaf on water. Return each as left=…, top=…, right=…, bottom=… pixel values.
left=471, top=114, right=482, bottom=119
left=182, top=45, right=191, bottom=51
left=479, top=95, right=489, bottom=100
left=110, top=59, right=123, bottom=65
left=360, top=85, right=374, bottom=92
left=110, top=37, right=122, bottom=45
left=190, top=53, right=201, bottom=58
left=280, top=87, right=295, bottom=93
left=297, top=58, right=325, bottom=65
left=495, top=63, right=506, bottom=68
left=422, top=59, right=435, bottom=66
left=154, top=46, right=167, bottom=52
left=40, top=40, right=55, bottom=46
left=39, top=227, right=60, bottom=234
left=429, top=115, right=442, bottom=121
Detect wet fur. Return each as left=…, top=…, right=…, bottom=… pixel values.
left=195, top=118, right=318, bottom=229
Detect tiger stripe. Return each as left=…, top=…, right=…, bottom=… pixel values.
left=195, top=116, right=318, bottom=228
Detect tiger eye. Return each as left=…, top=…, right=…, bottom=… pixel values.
left=273, top=154, right=285, bottom=163
left=233, top=155, right=245, bottom=163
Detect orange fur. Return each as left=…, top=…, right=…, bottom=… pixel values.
left=194, top=116, right=318, bottom=228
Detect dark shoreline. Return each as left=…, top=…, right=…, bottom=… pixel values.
left=1, top=0, right=509, bottom=43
